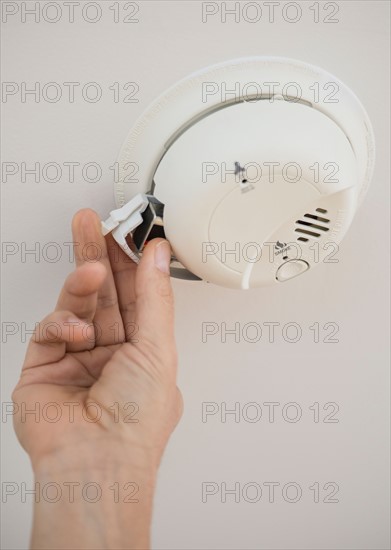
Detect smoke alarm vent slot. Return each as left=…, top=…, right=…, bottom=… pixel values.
left=296, top=220, right=329, bottom=232
left=304, top=213, right=329, bottom=223
left=295, top=228, right=321, bottom=238
left=295, top=209, right=331, bottom=240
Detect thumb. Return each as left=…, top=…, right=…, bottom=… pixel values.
left=134, top=239, right=176, bottom=365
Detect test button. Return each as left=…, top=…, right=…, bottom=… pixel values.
left=276, top=260, right=309, bottom=282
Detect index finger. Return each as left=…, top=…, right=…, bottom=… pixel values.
left=72, top=209, right=125, bottom=346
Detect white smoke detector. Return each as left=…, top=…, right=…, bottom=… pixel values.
left=102, top=57, right=375, bottom=288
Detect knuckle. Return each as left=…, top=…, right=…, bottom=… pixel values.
left=156, top=278, right=174, bottom=305
left=97, top=294, right=118, bottom=310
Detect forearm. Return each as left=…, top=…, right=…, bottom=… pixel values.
left=30, top=452, right=156, bottom=550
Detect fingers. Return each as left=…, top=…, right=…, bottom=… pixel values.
left=55, top=262, right=107, bottom=352
left=23, top=310, right=94, bottom=370
left=72, top=209, right=125, bottom=346
left=106, top=233, right=139, bottom=341
left=134, top=239, right=176, bottom=368
left=56, top=262, right=106, bottom=320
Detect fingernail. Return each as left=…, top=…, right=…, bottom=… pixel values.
left=154, top=241, right=171, bottom=274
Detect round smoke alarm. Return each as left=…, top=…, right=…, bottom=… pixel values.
left=102, top=56, right=375, bottom=289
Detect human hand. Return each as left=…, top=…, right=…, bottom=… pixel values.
left=12, top=209, right=183, bottom=548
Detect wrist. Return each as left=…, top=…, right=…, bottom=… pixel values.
left=30, top=446, right=157, bottom=550
left=30, top=436, right=159, bottom=479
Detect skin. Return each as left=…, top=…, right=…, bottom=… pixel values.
left=12, top=209, right=183, bottom=549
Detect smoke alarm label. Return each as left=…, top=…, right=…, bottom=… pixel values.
left=274, top=242, right=291, bottom=255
